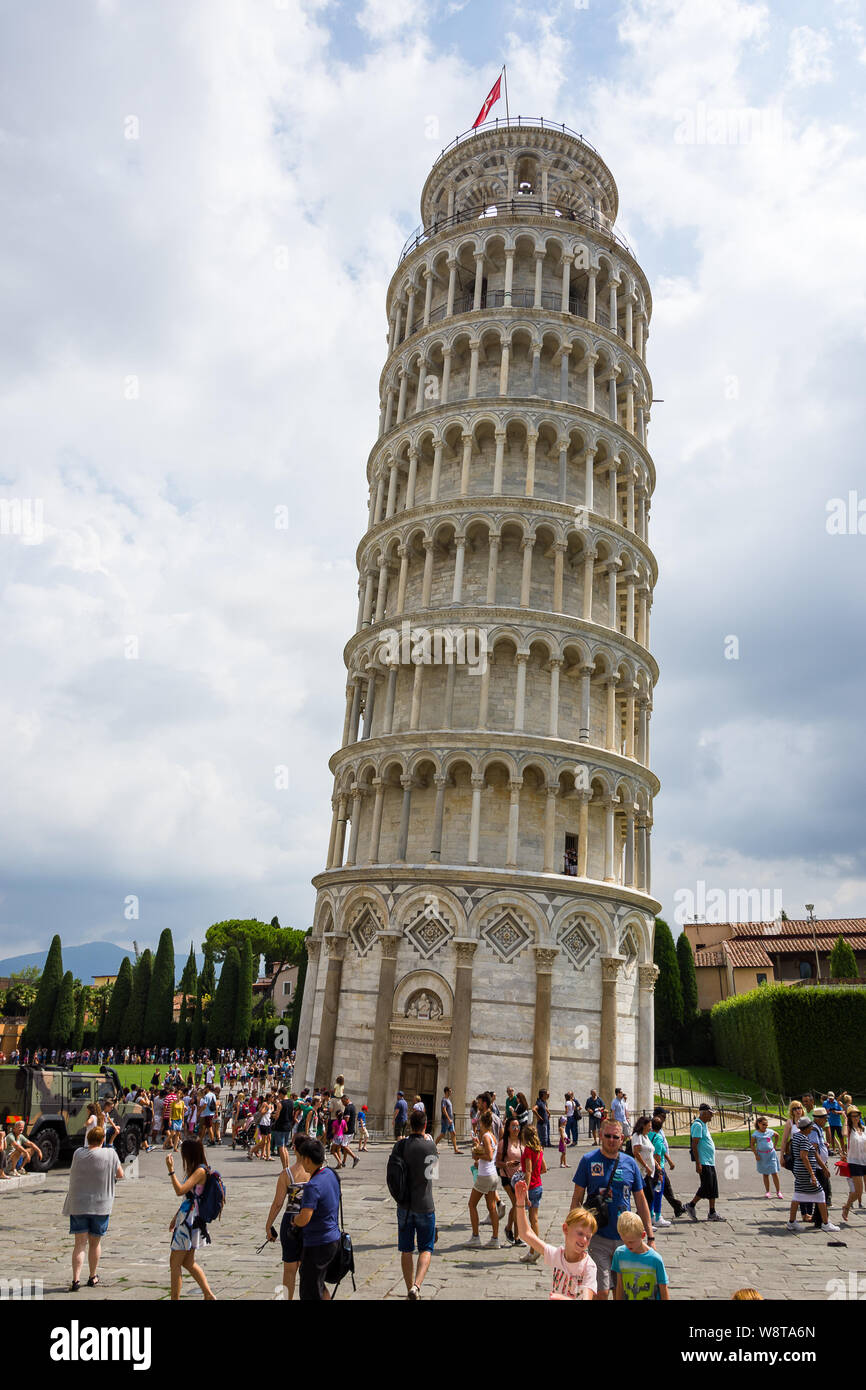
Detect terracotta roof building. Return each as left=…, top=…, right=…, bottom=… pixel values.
left=685, top=918, right=866, bottom=1008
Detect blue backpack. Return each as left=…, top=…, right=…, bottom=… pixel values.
left=197, top=1169, right=226, bottom=1225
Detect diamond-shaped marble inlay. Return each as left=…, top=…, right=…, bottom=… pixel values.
left=481, top=910, right=532, bottom=963
left=405, top=901, right=453, bottom=960
left=349, top=908, right=379, bottom=958
left=620, top=929, right=639, bottom=973
left=558, top=917, right=597, bottom=971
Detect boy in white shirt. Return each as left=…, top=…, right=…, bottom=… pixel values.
left=513, top=1178, right=597, bottom=1300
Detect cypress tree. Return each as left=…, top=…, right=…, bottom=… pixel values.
left=50, top=971, right=76, bottom=1049
left=70, top=986, right=87, bottom=1053
left=179, top=942, right=198, bottom=995
left=829, top=935, right=858, bottom=980
left=102, top=957, right=133, bottom=1047
left=676, top=932, right=699, bottom=1022
left=653, top=918, right=684, bottom=1049
left=96, top=991, right=108, bottom=1047
left=208, top=946, right=240, bottom=1049
left=24, top=934, right=64, bottom=1048
left=176, top=993, right=189, bottom=1051
left=190, top=982, right=205, bottom=1052
left=200, top=946, right=216, bottom=1000
left=235, top=935, right=253, bottom=1048
left=145, top=928, right=176, bottom=1044
left=122, top=949, right=152, bottom=1045
left=288, top=936, right=309, bottom=1045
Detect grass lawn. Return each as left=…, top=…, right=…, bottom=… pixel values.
left=655, top=1065, right=789, bottom=1107
left=0, top=1063, right=218, bottom=1090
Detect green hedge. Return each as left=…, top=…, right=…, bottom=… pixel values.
left=711, top=986, right=866, bottom=1094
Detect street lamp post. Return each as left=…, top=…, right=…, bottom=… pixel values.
left=805, top=904, right=821, bottom=983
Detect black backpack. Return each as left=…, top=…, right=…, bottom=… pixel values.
left=386, top=1138, right=411, bottom=1206
left=325, top=1178, right=356, bottom=1298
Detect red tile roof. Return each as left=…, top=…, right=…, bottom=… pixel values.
left=729, top=918, right=866, bottom=939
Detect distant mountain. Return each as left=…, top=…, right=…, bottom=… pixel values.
left=0, top=941, right=205, bottom=985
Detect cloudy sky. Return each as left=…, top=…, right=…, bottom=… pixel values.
left=1, top=0, right=865, bottom=961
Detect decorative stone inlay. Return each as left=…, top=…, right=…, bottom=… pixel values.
left=558, top=916, right=598, bottom=972
left=480, top=908, right=534, bottom=963
left=620, top=928, right=639, bottom=973
left=404, top=898, right=454, bottom=960
left=349, top=908, right=380, bottom=958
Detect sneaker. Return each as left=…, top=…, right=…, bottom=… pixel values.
left=822, top=1222, right=841, bottom=1232
left=504, top=1228, right=515, bottom=1244
left=407, top=1284, right=420, bottom=1300
left=786, top=1221, right=805, bottom=1231
left=496, top=1201, right=506, bottom=1221
left=775, top=1191, right=784, bottom=1198
left=518, top=1247, right=538, bottom=1262
left=765, top=1191, right=773, bottom=1199
left=484, top=1236, right=502, bottom=1248
left=466, top=1234, right=481, bottom=1246
left=656, top=1216, right=671, bottom=1226
left=673, top=1203, right=685, bottom=1219
left=684, top=1203, right=697, bottom=1222
left=707, top=1211, right=726, bottom=1222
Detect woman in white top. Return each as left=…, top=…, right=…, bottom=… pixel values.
left=842, top=1105, right=866, bottom=1221
left=468, top=1112, right=501, bottom=1248
left=84, top=1103, right=104, bottom=1134
left=631, top=1115, right=663, bottom=1215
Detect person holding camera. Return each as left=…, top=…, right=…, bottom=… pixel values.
left=265, top=1136, right=309, bottom=1300
left=569, top=1118, right=655, bottom=1301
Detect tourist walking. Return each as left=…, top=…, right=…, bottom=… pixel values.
left=496, top=1115, right=524, bottom=1243
left=518, top=1124, right=545, bottom=1264
left=824, top=1093, right=846, bottom=1154
left=808, top=1109, right=834, bottom=1228
left=647, top=1115, right=671, bottom=1225
left=339, top=1094, right=360, bottom=1168
left=265, top=1137, right=308, bottom=1300
left=570, top=1117, right=654, bottom=1300
left=64, top=1126, right=125, bottom=1291
left=436, top=1086, right=459, bottom=1154
left=558, top=1114, right=569, bottom=1167
left=586, top=1090, right=605, bottom=1144
left=467, top=1112, right=502, bottom=1248
left=750, top=1116, right=782, bottom=1197
left=533, top=1090, right=551, bottom=1148
left=786, top=1116, right=839, bottom=1232
left=631, top=1115, right=661, bottom=1209
left=651, top=1108, right=684, bottom=1218
left=564, top=1093, right=577, bottom=1146
left=166, top=1139, right=216, bottom=1300
left=684, top=1104, right=724, bottom=1222
left=393, top=1091, right=408, bottom=1140
left=392, top=1109, right=438, bottom=1300
left=291, top=1136, right=342, bottom=1301
left=611, top=1089, right=629, bottom=1134
left=842, top=1105, right=866, bottom=1221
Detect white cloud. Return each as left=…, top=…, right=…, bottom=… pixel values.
left=787, top=25, right=834, bottom=85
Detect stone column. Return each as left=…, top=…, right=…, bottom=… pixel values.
left=520, top=537, right=535, bottom=607
left=326, top=796, right=340, bottom=870
left=609, top=277, right=619, bottom=334
left=505, top=778, right=522, bottom=867
left=560, top=253, right=573, bottom=312
left=553, top=543, right=566, bottom=612
left=624, top=805, right=635, bottom=887
left=503, top=248, right=514, bottom=306
left=315, top=935, right=347, bottom=1090
left=533, top=251, right=544, bottom=307
left=430, top=774, right=447, bottom=861
left=423, top=269, right=433, bottom=327
left=468, top=339, right=480, bottom=397
left=414, top=360, right=427, bottom=414
left=345, top=784, right=363, bottom=866
left=587, top=266, right=597, bottom=322
left=383, top=665, right=398, bottom=734
left=477, top=661, right=490, bottom=729
left=606, top=562, right=619, bottom=630
left=395, top=546, right=409, bottom=614
left=441, top=351, right=451, bottom=406
left=292, top=937, right=321, bottom=1092
left=525, top=430, right=537, bottom=497
left=468, top=776, right=484, bottom=864
left=431, top=440, right=444, bottom=500
left=396, top=776, right=413, bottom=861
left=451, top=535, right=466, bottom=603
left=582, top=549, right=596, bottom=623
left=638, top=699, right=649, bottom=765
left=605, top=676, right=619, bottom=751
left=625, top=683, right=636, bottom=757
left=543, top=785, right=558, bottom=872
left=531, top=344, right=541, bottom=395
left=603, top=797, right=617, bottom=882
left=625, top=293, right=634, bottom=347
left=361, top=570, right=375, bottom=626
left=577, top=791, right=590, bottom=876
left=361, top=673, right=377, bottom=738
left=585, top=352, right=597, bottom=412
left=405, top=286, right=416, bottom=338
left=636, top=816, right=647, bottom=891
left=421, top=541, right=434, bottom=607
left=344, top=680, right=361, bottom=745
left=531, top=948, right=559, bottom=1100
left=559, top=348, right=571, bottom=408
left=472, top=251, right=484, bottom=310
left=637, top=964, right=659, bottom=1115
left=409, top=661, right=424, bottom=729
left=367, top=777, right=385, bottom=862
left=485, top=533, right=501, bottom=604
left=460, top=433, right=473, bottom=496
left=599, top=956, right=623, bottom=1105
left=396, top=369, right=408, bottom=424
left=450, top=940, right=477, bottom=1118
left=579, top=664, right=593, bottom=743
left=548, top=658, right=562, bottom=738
left=492, top=429, right=506, bottom=494
left=406, top=451, right=418, bottom=510
left=608, top=371, right=618, bottom=423
left=446, top=258, right=457, bottom=316
left=558, top=440, right=569, bottom=500
left=584, top=447, right=595, bottom=512
left=499, top=340, right=510, bottom=395
left=333, top=795, right=348, bottom=868
left=367, top=933, right=401, bottom=1128
left=513, top=653, right=528, bottom=732
left=374, top=559, right=389, bottom=622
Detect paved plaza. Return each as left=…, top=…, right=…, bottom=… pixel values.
left=3, top=1139, right=864, bottom=1302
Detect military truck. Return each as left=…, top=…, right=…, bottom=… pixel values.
left=0, top=1065, right=145, bottom=1171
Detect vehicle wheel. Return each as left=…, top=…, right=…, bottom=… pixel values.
left=118, top=1127, right=141, bottom=1160
left=29, top=1128, right=61, bottom=1172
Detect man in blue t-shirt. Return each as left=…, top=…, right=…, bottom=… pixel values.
left=292, top=1136, right=342, bottom=1301
left=824, top=1093, right=844, bottom=1153
left=393, top=1091, right=409, bottom=1140
left=684, top=1103, right=724, bottom=1223
left=570, top=1115, right=655, bottom=1300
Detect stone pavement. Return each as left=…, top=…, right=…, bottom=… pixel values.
left=2, top=1139, right=863, bottom=1301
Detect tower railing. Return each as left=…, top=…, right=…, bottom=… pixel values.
left=434, top=115, right=602, bottom=161
left=399, top=196, right=635, bottom=264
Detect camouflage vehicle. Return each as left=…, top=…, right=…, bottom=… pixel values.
left=0, top=1065, right=145, bottom=1171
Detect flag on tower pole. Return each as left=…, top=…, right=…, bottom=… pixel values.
left=472, top=68, right=505, bottom=128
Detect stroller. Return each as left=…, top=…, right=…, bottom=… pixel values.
left=232, top=1109, right=258, bottom=1150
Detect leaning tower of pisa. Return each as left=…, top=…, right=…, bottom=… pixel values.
left=295, top=117, right=661, bottom=1126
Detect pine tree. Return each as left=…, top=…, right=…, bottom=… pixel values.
left=176, top=993, right=189, bottom=1051
left=179, top=942, right=198, bottom=996
left=145, top=929, right=176, bottom=1045
left=653, top=918, right=684, bottom=1049
left=102, top=957, right=133, bottom=1047
left=829, top=935, right=858, bottom=980
left=234, top=935, right=253, bottom=1048
left=23, top=934, right=63, bottom=1049
left=190, top=982, right=205, bottom=1052
left=122, top=949, right=152, bottom=1045
left=200, top=946, right=216, bottom=999
left=208, top=946, right=240, bottom=1049
left=50, top=971, right=76, bottom=1049
left=70, top=986, right=87, bottom=1052
left=676, top=932, right=699, bottom=1022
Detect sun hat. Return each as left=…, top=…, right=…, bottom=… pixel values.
left=797, top=1116, right=813, bottom=1129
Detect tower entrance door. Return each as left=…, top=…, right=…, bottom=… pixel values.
left=399, top=1052, right=438, bottom=1130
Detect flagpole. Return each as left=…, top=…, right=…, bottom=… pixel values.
left=503, top=64, right=510, bottom=124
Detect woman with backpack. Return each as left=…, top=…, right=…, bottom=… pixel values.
left=291, top=1136, right=341, bottom=1301
left=165, top=1138, right=217, bottom=1300
left=265, top=1137, right=309, bottom=1300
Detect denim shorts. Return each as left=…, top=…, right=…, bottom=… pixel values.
left=70, top=1213, right=110, bottom=1236
left=528, top=1185, right=543, bottom=1208
left=397, top=1207, right=436, bottom=1254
